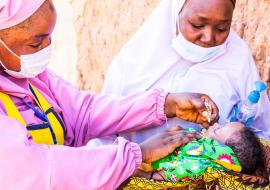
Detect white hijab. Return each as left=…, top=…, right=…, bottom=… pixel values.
left=102, top=0, right=270, bottom=142
left=103, top=0, right=185, bottom=95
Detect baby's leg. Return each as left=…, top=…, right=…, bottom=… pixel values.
left=132, top=169, right=167, bottom=181
left=152, top=171, right=167, bottom=181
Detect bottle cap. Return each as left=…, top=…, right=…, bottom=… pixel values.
left=248, top=81, right=267, bottom=104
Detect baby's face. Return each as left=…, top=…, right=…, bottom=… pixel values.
left=205, top=122, right=245, bottom=144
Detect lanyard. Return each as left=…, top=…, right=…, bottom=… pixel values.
left=22, top=98, right=57, bottom=145
left=0, top=84, right=65, bottom=145
left=21, top=99, right=47, bottom=123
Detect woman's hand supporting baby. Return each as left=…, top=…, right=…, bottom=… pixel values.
left=164, top=93, right=219, bottom=128
left=139, top=126, right=201, bottom=164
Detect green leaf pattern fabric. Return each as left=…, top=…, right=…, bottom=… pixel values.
left=152, top=134, right=241, bottom=182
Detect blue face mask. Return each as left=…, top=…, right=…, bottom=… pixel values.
left=172, top=18, right=228, bottom=63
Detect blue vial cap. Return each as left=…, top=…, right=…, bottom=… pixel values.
left=255, top=81, right=267, bottom=92
left=248, top=81, right=267, bottom=104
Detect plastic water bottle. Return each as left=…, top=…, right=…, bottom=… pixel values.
left=230, top=81, right=267, bottom=126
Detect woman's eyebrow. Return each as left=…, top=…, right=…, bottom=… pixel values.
left=194, top=13, right=232, bottom=23
left=30, top=33, right=50, bottom=41
left=36, top=33, right=49, bottom=39
left=27, top=34, right=50, bottom=43
left=218, top=19, right=232, bottom=24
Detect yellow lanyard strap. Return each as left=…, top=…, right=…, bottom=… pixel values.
left=0, top=92, right=27, bottom=126
left=29, top=83, right=51, bottom=112
left=29, top=83, right=65, bottom=145
left=0, top=84, right=64, bottom=145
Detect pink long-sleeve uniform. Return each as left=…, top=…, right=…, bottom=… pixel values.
left=0, top=69, right=167, bottom=190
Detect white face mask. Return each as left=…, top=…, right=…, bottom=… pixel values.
left=0, top=39, right=52, bottom=78
left=172, top=17, right=228, bottom=63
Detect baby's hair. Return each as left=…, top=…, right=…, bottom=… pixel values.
left=225, top=127, right=263, bottom=174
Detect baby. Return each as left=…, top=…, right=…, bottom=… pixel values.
left=151, top=122, right=263, bottom=182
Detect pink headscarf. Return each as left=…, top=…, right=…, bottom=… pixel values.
left=0, top=0, right=45, bottom=30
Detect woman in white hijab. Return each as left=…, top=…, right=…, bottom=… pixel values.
left=102, top=0, right=270, bottom=143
